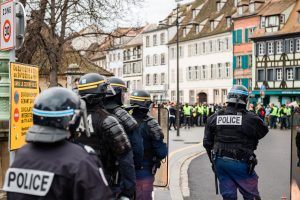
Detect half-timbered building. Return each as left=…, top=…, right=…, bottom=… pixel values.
left=251, top=0, right=300, bottom=105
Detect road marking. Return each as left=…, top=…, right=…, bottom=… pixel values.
left=169, top=142, right=203, bottom=160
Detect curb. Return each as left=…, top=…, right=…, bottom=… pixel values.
left=180, top=151, right=206, bottom=198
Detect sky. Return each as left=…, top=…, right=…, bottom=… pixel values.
left=122, top=0, right=194, bottom=26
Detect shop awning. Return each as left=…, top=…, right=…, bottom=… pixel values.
left=251, top=90, right=300, bottom=95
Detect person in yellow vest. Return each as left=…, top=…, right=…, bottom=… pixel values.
left=203, top=103, right=209, bottom=125
left=183, top=103, right=192, bottom=129
left=269, top=103, right=278, bottom=129
left=198, top=104, right=204, bottom=126
left=192, top=104, right=198, bottom=127
left=279, top=104, right=288, bottom=130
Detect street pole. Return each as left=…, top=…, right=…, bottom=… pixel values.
left=176, top=3, right=180, bottom=137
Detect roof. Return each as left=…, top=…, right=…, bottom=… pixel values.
left=251, top=0, right=299, bottom=39
left=169, top=0, right=237, bottom=44
left=124, top=24, right=157, bottom=48
left=258, top=0, right=295, bottom=16
left=232, top=0, right=267, bottom=19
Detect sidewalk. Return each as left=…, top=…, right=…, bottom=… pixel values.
left=154, top=126, right=206, bottom=200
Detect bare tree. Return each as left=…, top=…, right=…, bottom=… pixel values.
left=17, top=0, right=143, bottom=86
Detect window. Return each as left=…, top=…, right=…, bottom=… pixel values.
left=118, top=53, right=121, bottom=60
left=194, top=43, right=198, bottom=55
left=113, top=54, right=116, bottom=61
left=217, top=40, right=222, bottom=51
left=225, top=62, right=230, bottom=78
left=221, top=89, right=227, bottom=103
left=146, top=74, right=150, bottom=85
left=179, top=91, right=184, bottom=103
left=217, top=2, right=221, bottom=12
left=226, top=17, right=231, bottom=28
left=214, top=89, right=220, bottom=103
left=179, top=46, right=184, bottom=57
left=261, top=17, right=265, bottom=28
left=217, top=63, right=222, bottom=78
left=290, top=39, right=294, bottom=53
left=202, top=42, right=206, bottom=53
left=209, top=41, right=213, bottom=52
left=153, top=74, right=158, bottom=85
left=161, top=73, right=165, bottom=84
left=189, top=90, right=195, bottom=104
left=146, top=36, right=150, bottom=47
left=286, top=68, right=293, bottom=80
left=237, top=56, right=242, bottom=68
left=171, top=48, right=175, bottom=59
left=267, top=42, right=274, bottom=54
left=238, top=7, right=243, bottom=15
left=296, top=67, right=300, bottom=80
left=202, top=65, right=207, bottom=79
left=257, top=70, right=264, bottom=81
left=210, top=21, right=214, bottom=31
left=276, top=68, right=283, bottom=80
left=276, top=40, right=283, bottom=54
left=280, top=15, right=285, bottom=24
left=195, top=25, right=200, bottom=34
left=192, top=9, right=197, bottom=18
left=210, top=64, right=215, bottom=79
left=160, top=33, right=165, bottom=44
left=249, top=3, right=255, bottom=13
left=248, top=55, right=252, bottom=68
left=266, top=16, right=279, bottom=27
left=195, top=66, right=200, bottom=80
left=153, top=35, right=157, bottom=46
left=187, top=67, right=193, bottom=80
left=183, top=28, right=187, bottom=37
left=225, top=38, right=229, bottom=50
left=161, top=53, right=165, bottom=65
left=296, top=39, right=300, bottom=52
left=146, top=55, right=150, bottom=66
left=248, top=27, right=255, bottom=38
left=258, top=42, right=265, bottom=55
left=267, top=69, right=274, bottom=81
left=132, top=63, right=137, bottom=73
left=171, top=91, right=176, bottom=101
left=236, top=79, right=242, bottom=85
left=153, top=54, right=158, bottom=65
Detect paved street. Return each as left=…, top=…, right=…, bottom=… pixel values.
left=187, top=128, right=291, bottom=200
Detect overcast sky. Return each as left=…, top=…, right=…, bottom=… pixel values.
left=122, top=0, right=194, bottom=26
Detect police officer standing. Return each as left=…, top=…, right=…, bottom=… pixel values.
left=76, top=73, right=136, bottom=200
left=203, top=85, right=268, bottom=200
left=130, top=90, right=168, bottom=200
left=3, top=87, right=112, bottom=200
left=103, top=77, right=138, bottom=135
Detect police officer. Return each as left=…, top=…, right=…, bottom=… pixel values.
left=130, top=90, right=168, bottom=200
left=203, top=85, right=268, bottom=200
left=104, top=77, right=138, bottom=135
left=3, top=87, right=112, bottom=200
left=76, top=73, right=136, bottom=200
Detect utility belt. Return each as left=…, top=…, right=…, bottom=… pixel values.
left=214, top=149, right=251, bottom=162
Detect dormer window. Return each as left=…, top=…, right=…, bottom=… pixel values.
left=192, top=9, right=197, bottom=19
left=226, top=17, right=231, bottom=28
left=195, top=25, right=200, bottom=34
left=238, top=6, right=243, bottom=15
left=234, top=0, right=238, bottom=7
left=217, top=1, right=225, bottom=12
left=266, top=16, right=279, bottom=27
left=210, top=21, right=214, bottom=31
left=217, top=2, right=221, bottom=12
left=183, top=28, right=187, bottom=37
left=249, top=3, right=255, bottom=13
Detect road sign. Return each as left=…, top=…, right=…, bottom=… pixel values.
left=9, top=62, right=39, bottom=151
left=0, top=0, right=15, bottom=50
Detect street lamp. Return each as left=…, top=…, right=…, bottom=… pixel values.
left=159, top=1, right=186, bottom=137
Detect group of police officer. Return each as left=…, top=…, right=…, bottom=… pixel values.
left=3, top=73, right=167, bottom=200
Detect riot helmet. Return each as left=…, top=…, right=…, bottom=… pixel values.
left=78, top=73, right=115, bottom=106
left=226, top=85, right=249, bottom=105
left=130, top=90, right=152, bottom=110
left=26, top=87, right=88, bottom=143
left=105, top=77, right=128, bottom=106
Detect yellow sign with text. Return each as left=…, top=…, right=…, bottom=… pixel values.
left=10, top=62, right=39, bottom=151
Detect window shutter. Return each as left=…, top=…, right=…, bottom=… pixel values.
left=262, top=42, right=266, bottom=55
left=233, top=79, right=237, bottom=84
left=232, top=30, right=236, bottom=44
left=237, top=30, right=242, bottom=44
left=245, top=28, right=249, bottom=43
left=284, top=39, right=289, bottom=53
left=242, top=78, right=248, bottom=88
left=233, top=56, right=237, bottom=70
left=242, top=55, right=248, bottom=69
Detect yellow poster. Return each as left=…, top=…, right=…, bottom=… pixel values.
left=10, top=62, right=39, bottom=151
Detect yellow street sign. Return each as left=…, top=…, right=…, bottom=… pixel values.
left=9, top=62, right=39, bottom=151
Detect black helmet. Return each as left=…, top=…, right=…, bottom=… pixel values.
left=130, top=90, right=152, bottom=110
left=105, top=77, right=127, bottom=107
left=27, top=87, right=86, bottom=143
left=78, top=73, right=114, bottom=105
left=226, top=85, right=249, bottom=105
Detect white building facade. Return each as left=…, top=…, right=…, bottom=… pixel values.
left=142, top=27, right=170, bottom=102
left=168, top=32, right=233, bottom=105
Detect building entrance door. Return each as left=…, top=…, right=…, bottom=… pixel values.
left=198, top=92, right=207, bottom=104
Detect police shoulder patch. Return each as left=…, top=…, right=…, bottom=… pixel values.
left=216, top=115, right=242, bottom=125
left=3, top=168, right=54, bottom=196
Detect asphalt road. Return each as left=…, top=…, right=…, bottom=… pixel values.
left=187, top=128, right=291, bottom=200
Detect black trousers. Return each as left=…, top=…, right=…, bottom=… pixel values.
left=169, top=117, right=176, bottom=130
